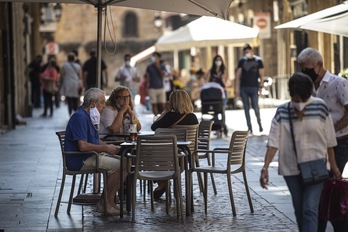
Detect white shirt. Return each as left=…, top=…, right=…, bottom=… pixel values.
left=99, top=106, right=131, bottom=134
left=115, top=66, right=140, bottom=89
left=314, top=70, right=348, bottom=138
left=267, top=97, right=337, bottom=176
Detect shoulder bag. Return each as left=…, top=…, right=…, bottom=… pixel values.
left=170, top=114, right=187, bottom=128
left=288, top=103, right=329, bottom=186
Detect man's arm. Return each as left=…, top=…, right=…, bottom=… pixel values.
left=234, top=67, right=242, bottom=96
left=77, top=140, right=119, bottom=155
left=259, top=67, right=265, bottom=88
left=334, top=104, right=348, bottom=132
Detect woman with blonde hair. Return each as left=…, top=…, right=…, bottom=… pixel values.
left=151, top=90, right=198, bottom=130
left=151, top=90, right=198, bottom=199
left=100, top=86, right=141, bottom=134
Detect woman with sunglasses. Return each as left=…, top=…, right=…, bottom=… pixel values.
left=100, top=86, right=141, bottom=134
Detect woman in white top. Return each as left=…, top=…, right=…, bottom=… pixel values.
left=100, top=86, right=141, bottom=134
left=260, top=72, right=341, bottom=232
left=60, top=53, right=82, bottom=116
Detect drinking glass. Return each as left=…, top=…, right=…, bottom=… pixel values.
left=129, top=124, right=137, bottom=144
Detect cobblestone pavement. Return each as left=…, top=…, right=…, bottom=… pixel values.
left=0, top=100, right=323, bottom=231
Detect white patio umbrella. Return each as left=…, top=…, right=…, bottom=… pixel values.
left=155, top=16, right=259, bottom=51
left=275, top=1, right=348, bottom=37
left=2, top=0, right=235, bottom=87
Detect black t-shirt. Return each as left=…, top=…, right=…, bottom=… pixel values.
left=83, top=57, right=107, bottom=89
left=151, top=112, right=199, bottom=131
left=237, top=56, right=264, bottom=87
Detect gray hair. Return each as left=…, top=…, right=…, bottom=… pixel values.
left=82, top=88, right=104, bottom=107
left=297, top=47, right=323, bottom=65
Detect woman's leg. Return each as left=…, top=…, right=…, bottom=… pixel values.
left=284, top=175, right=304, bottom=232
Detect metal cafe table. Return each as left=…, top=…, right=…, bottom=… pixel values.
left=119, top=138, right=192, bottom=218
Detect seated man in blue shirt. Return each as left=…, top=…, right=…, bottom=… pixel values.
left=64, top=87, right=127, bottom=215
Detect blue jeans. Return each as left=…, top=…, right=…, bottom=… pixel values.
left=284, top=175, right=324, bottom=232
left=240, top=86, right=262, bottom=131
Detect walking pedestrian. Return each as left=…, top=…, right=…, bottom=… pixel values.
left=114, top=54, right=140, bottom=101
left=83, top=50, right=108, bottom=90
left=297, top=47, right=348, bottom=232
left=60, top=52, right=83, bottom=116
left=40, top=57, right=59, bottom=117
left=260, top=72, right=341, bottom=232
left=27, top=55, right=43, bottom=108
left=146, top=52, right=166, bottom=116
left=235, top=43, right=264, bottom=133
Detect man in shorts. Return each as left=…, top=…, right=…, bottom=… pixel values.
left=64, top=88, right=127, bottom=215
left=146, top=52, right=166, bottom=116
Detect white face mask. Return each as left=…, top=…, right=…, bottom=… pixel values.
left=150, top=56, right=156, bottom=63
left=89, top=107, right=100, bottom=126
left=125, top=61, right=131, bottom=67
left=292, top=101, right=309, bottom=111
left=246, top=52, right=253, bottom=59
left=215, top=60, right=222, bottom=67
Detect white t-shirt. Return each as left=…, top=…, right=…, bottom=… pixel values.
left=99, top=106, right=132, bottom=134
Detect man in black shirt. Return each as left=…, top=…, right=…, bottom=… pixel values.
left=235, top=44, right=264, bottom=133
left=83, top=50, right=108, bottom=90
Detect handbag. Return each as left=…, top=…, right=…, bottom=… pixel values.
left=319, top=179, right=348, bottom=221
left=288, top=103, right=329, bottom=186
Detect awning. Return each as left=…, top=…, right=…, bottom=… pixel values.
left=130, top=45, right=156, bottom=66
left=275, top=1, right=348, bottom=37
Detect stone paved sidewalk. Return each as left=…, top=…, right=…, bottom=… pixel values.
left=0, top=102, right=312, bottom=231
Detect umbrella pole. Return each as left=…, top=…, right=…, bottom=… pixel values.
left=96, top=0, right=103, bottom=89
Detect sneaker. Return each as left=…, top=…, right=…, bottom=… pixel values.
left=153, top=187, right=166, bottom=200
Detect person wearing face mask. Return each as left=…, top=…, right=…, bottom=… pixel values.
left=206, top=54, right=228, bottom=136
left=235, top=43, right=264, bottom=134
left=146, top=52, right=166, bottom=116
left=297, top=47, right=348, bottom=232
left=64, top=88, right=128, bottom=216
left=99, top=86, right=141, bottom=134
left=260, top=72, right=341, bottom=232
left=114, top=54, right=141, bottom=101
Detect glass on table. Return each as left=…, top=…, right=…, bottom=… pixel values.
left=129, top=124, right=138, bottom=144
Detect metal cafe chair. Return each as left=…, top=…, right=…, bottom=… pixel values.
left=131, top=134, right=184, bottom=222
left=197, top=120, right=216, bottom=194
left=191, top=130, right=254, bottom=216
left=55, top=131, right=108, bottom=217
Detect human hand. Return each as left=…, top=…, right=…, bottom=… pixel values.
left=331, top=167, right=342, bottom=180
left=260, top=168, right=269, bottom=189
left=106, top=144, right=120, bottom=155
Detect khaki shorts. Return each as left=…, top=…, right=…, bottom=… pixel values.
left=81, top=153, right=120, bottom=174
left=149, top=88, right=166, bottom=104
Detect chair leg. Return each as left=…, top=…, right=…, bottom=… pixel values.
left=150, top=181, right=154, bottom=211
left=83, top=173, right=88, bottom=193
left=227, top=174, right=237, bottom=216
left=77, top=174, right=84, bottom=195
left=102, top=172, right=108, bottom=216
left=165, top=180, right=170, bottom=215
left=210, top=173, right=217, bottom=195
left=132, top=175, right=137, bottom=223
left=195, top=159, right=204, bottom=193
left=203, top=172, right=208, bottom=214
left=243, top=171, right=254, bottom=213
left=67, top=175, right=77, bottom=214
left=54, top=174, right=66, bottom=217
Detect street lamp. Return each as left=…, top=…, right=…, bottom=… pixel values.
left=53, top=3, right=62, bottom=22
left=154, top=12, right=163, bottom=31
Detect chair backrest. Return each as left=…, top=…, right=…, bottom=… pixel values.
left=172, top=124, right=199, bottom=153
left=56, top=131, right=68, bottom=171
left=135, top=134, right=179, bottom=173
left=155, top=127, right=187, bottom=141
left=198, top=120, right=213, bottom=150
left=228, top=130, right=249, bottom=168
